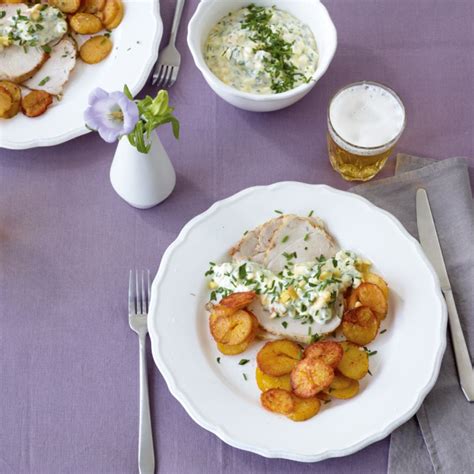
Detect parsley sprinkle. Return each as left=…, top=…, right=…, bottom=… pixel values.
left=38, top=76, right=50, bottom=86
left=282, top=321, right=288, bottom=329
left=238, top=263, right=247, bottom=279
left=304, top=233, right=309, bottom=241
left=274, top=209, right=283, bottom=214
left=0, top=11, right=6, bottom=19
left=238, top=359, right=250, bottom=366
left=281, top=235, right=289, bottom=243
left=216, top=357, right=221, bottom=364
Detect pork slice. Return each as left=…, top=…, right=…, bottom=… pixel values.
left=263, top=216, right=338, bottom=273
left=249, top=299, right=342, bottom=343
left=0, top=46, right=49, bottom=84
left=24, top=37, right=77, bottom=95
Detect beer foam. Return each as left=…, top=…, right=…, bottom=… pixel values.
left=329, top=83, right=405, bottom=148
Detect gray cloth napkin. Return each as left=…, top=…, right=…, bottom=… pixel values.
left=350, top=154, right=474, bottom=474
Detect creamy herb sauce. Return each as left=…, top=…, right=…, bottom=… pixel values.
left=0, top=5, right=67, bottom=50
left=208, top=250, right=364, bottom=325
left=204, top=5, right=319, bottom=94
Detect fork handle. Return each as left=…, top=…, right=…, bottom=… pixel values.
left=169, top=0, right=186, bottom=45
left=138, top=333, right=155, bottom=473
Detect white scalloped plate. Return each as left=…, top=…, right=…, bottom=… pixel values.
left=149, top=183, right=447, bottom=462
left=0, top=0, right=162, bottom=150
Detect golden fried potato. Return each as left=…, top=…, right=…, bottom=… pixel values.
left=0, top=87, right=13, bottom=117
left=303, top=341, right=343, bottom=368
left=0, top=81, right=21, bottom=118
left=21, top=90, right=53, bottom=118
left=210, top=310, right=253, bottom=345
left=328, top=372, right=353, bottom=390
left=257, top=339, right=302, bottom=376
left=217, top=341, right=250, bottom=355
left=102, top=0, right=124, bottom=29
left=79, top=36, right=113, bottom=64
left=326, top=378, right=359, bottom=399
left=290, top=358, right=334, bottom=398
left=82, top=0, right=105, bottom=13
left=70, top=12, right=103, bottom=34
left=287, top=395, right=320, bottom=422
left=342, top=307, right=379, bottom=345
left=337, top=341, right=369, bottom=380
left=219, top=291, right=256, bottom=311
left=49, top=0, right=81, bottom=13
left=363, top=272, right=389, bottom=300
left=261, top=389, right=294, bottom=415
left=348, top=283, right=388, bottom=321
left=255, top=367, right=291, bottom=392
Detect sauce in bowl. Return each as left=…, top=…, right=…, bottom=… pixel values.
left=204, top=4, right=319, bottom=95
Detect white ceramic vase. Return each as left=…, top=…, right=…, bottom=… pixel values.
left=110, top=132, right=176, bottom=209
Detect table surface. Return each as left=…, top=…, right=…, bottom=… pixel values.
left=1, top=1, right=473, bottom=473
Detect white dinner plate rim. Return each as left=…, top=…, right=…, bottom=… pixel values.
left=148, top=182, right=447, bottom=462
left=0, top=0, right=162, bottom=150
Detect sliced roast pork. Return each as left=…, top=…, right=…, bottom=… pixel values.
left=24, top=37, right=77, bottom=95
left=0, top=5, right=49, bottom=83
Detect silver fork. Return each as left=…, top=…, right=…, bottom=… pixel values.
left=128, top=270, right=155, bottom=474
left=151, top=0, right=187, bottom=88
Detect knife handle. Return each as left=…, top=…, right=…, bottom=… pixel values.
left=444, top=289, right=474, bottom=402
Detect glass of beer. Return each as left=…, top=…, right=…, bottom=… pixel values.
left=327, top=81, right=406, bottom=181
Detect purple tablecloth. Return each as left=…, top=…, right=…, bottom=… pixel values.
left=1, top=1, right=473, bottom=473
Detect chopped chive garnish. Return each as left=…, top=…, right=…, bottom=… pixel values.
left=274, top=209, right=283, bottom=214
left=38, top=76, right=50, bottom=86
left=368, top=369, right=373, bottom=376
left=216, top=357, right=221, bottom=364
left=304, top=233, right=309, bottom=241
left=282, top=321, right=288, bottom=329
left=238, top=359, right=250, bottom=366
left=243, top=373, right=248, bottom=381
left=281, top=235, right=289, bottom=243
left=238, top=263, right=247, bottom=279
left=380, top=329, right=387, bottom=334
left=308, top=210, right=314, bottom=217
left=243, top=230, right=249, bottom=236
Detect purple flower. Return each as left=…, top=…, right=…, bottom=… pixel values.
left=84, top=88, right=139, bottom=143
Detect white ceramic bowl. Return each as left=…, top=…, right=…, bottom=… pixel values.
left=187, top=0, right=337, bottom=112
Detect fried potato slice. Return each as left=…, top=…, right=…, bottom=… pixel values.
left=21, top=90, right=53, bottom=118
left=342, top=307, right=379, bottom=345
left=219, top=291, right=256, bottom=311
left=210, top=310, right=253, bottom=345
left=290, top=358, right=334, bottom=398
left=82, top=0, right=106, bottom=13
left=326, top=378, right=359, bottom=399
left=255, top=367, right=291, bottom=392
left=348, top=283, right=388, bottom=321
left=261, top=389, right=294, bottom=415
left=0, top=81, right=21, bottom=119
left=363, top=272, right=389, bottom=300
left=327, top=372, right=353, bottom=390
left=257, top=339, right=302, bottom=376
left=79, top=36, right=113, bottom=64
left=0, top=87, right=13, bottom=117
left=70, top=12, right=103, bottom=34
left=303, top=341, right=343, bottom=368
left=102, top=0, right=124, bottom=29
left=287, top=395, right=320, bottom=422
left=209, top=304, right=234, bottom=324
left=49, top=0, right=81, bottom=13
left=217, top=341, right=250, bottom=355
left=337, top=341, right=369, bottom=380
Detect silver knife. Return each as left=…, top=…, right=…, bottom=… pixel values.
left=416, top=188, right=474, bottom=402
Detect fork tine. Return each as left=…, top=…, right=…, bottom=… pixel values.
left=147, top=270, right=151, bottom=313
left=135, top=269, right=141, bottom=314
left=128, top=269, right=135, bottom=314
left=153, top=64, right=165, bottom=88
left=169, top=67, right=178, bottom=88
left=157, top=65, right=169, bottom=89
left=141, top=270, right=146, bottom=315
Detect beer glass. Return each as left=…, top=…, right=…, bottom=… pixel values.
left=327, top=81, right=406, bottom=181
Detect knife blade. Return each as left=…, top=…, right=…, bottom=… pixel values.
left=416, top=188, right=474, bottom=402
